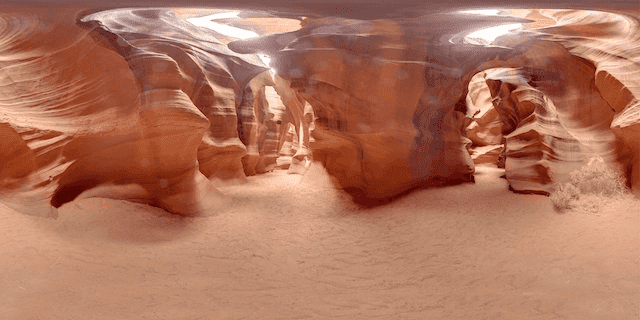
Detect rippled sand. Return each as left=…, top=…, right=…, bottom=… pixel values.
left=1, top=164, right=639, bottom=319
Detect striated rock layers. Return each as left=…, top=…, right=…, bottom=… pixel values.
left=481, top=40, right=624, bottom=194
left=230, top=10, right=640, bottom=199
left=237, top=71, right=279, bottom=176
left=511, top=9, right=640, bottom=193
left=1, top=6, right=639, bottom=215
left=465, top=70, right=504, bottom=147
left=81, top=8, right=271, bottom=181
left=228, top=15, right=530, bottom=203
left=0, top=7, right=269, bottom=216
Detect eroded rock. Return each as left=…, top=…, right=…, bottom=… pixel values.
left=229, top=15, right=524, bottom=203
left=0, top=8, right=271, bottom=216
left=2, top=6, right=640, bottom=216
left=465, top=71, right=504, bottom=146
left=485, top=43, right=619, bottom=194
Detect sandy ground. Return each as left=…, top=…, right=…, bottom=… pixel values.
left=2, top=163, right=640, bottom=319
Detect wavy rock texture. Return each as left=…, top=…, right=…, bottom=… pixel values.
left=264, top=80, right=314, bottom=172
left=264, top=85, right=294, bottom=162
left=238, top=72, right=316, bottom=175
left=231, top=9, right=640, bottom=198
left=465, top=71, right=504, bottom=146
left=228, top=15, right=529, bottom=203
left=237, top=72, right=276, bottom=176
left=502, top=9, right=640, bottom=192
left=0, top=7, right=271, bottom=216
left=270, top=75, right=315, bottom=174
left=484, top=49, right=618, bottom=194
left=2, top=6, right=640, bottom=215
left=81, top=8, right=271, bottom=181
left=0, top=8, right=141, bottom=217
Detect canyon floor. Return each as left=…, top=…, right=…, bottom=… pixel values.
left=2, top=163, right=639, bottom=319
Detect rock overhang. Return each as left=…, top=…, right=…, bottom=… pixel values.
left=0, top=3, right=639, bottom=215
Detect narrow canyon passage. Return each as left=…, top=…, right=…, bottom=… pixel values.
left=2, top=164, right=639, bottom=319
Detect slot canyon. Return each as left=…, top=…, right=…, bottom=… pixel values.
left=1, top=1, right=640, bottom=319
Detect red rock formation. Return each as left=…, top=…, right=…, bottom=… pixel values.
left=469, top=145, right=505, bottom=166
left=271, top=75, right=315, bottom=174
left=237, top=72, right=275, bottom=176
left=264, top=85, right=307, bottom=171
left=2, top=5, right=640, bottom=215
left=0, top=8, right=270, bottom=216
left=82, top=8, right=271, bottom=181
left=229, top=13, right=639, bottom=198
left=465, top=71, right=504, bottom=146
left=228, top=15, right=523, bottom=203
left=237, top=72, right=316, bottom=175
left=504, top=9, right=640, bottom=193
left=0, top=7, right=141, bottom=217
left=484, top=43, right=620, bottom=194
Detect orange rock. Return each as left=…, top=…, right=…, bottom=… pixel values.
left=465, top=71, right=504, bottom=146
left=229, top=16, right=513, bottom=203
left=0, top=8, right=272, bottom=216
left=486, top=65, right=618, bottom=194
left=3, top=6, right=640, bottom=216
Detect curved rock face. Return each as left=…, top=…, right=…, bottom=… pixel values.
left=81, top=8, right=271, bottom=181
left=237, top=72, right=275, bottom=176
left=238, top=72, right=316, bottom=175
left=230, top=10, right=640, bottom=198
left=483, top=41, right=620, bottom=194
left=228, top=15, right=529, bottom=203
left=0, top=7, right=143, bottom=217
left=503, top=9, right=640, bottom=193
left=0, top=7, right=270, bottom=216
left=1, top=5, right=640, bottom=216
left=465, top=71, right=504, bottom=146
left=270, top=75, right=315, bottom=174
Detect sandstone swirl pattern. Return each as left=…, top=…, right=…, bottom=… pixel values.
left=229, top=15, right=527, bottom=204
left=0, top=7, right=269, bottom=216
left=489, top=9, right=640, bottom=193
left=1, top=6, right=639, bottom=215
left=231, top=10, right=640, bottom=199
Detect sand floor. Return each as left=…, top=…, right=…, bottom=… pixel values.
left=2, top=164, right=640, bottom=319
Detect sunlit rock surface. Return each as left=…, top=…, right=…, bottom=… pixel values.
left=465, top=71, right=504, bottom=146
left=82, top=8, right=272, bottom=181
left=228, top=15, right=532, bottom=203
left=0, top=7, right=272, bottom=216
left=486, top=39, right=625, bottom=194
left=1, top=5, right=640, bottom=215
left=502, top=9, right=640, bottom=193
left=478, top=39, right=622, bottom=194
left=237, top=72, right=275, bottom=176
left=486, top=69, right=597, bottom=194
left=269, top=75, right=315, bottom=174
left=0, top=7, right=140, bottom=217
left=229, top=9, right=640, bottom=199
